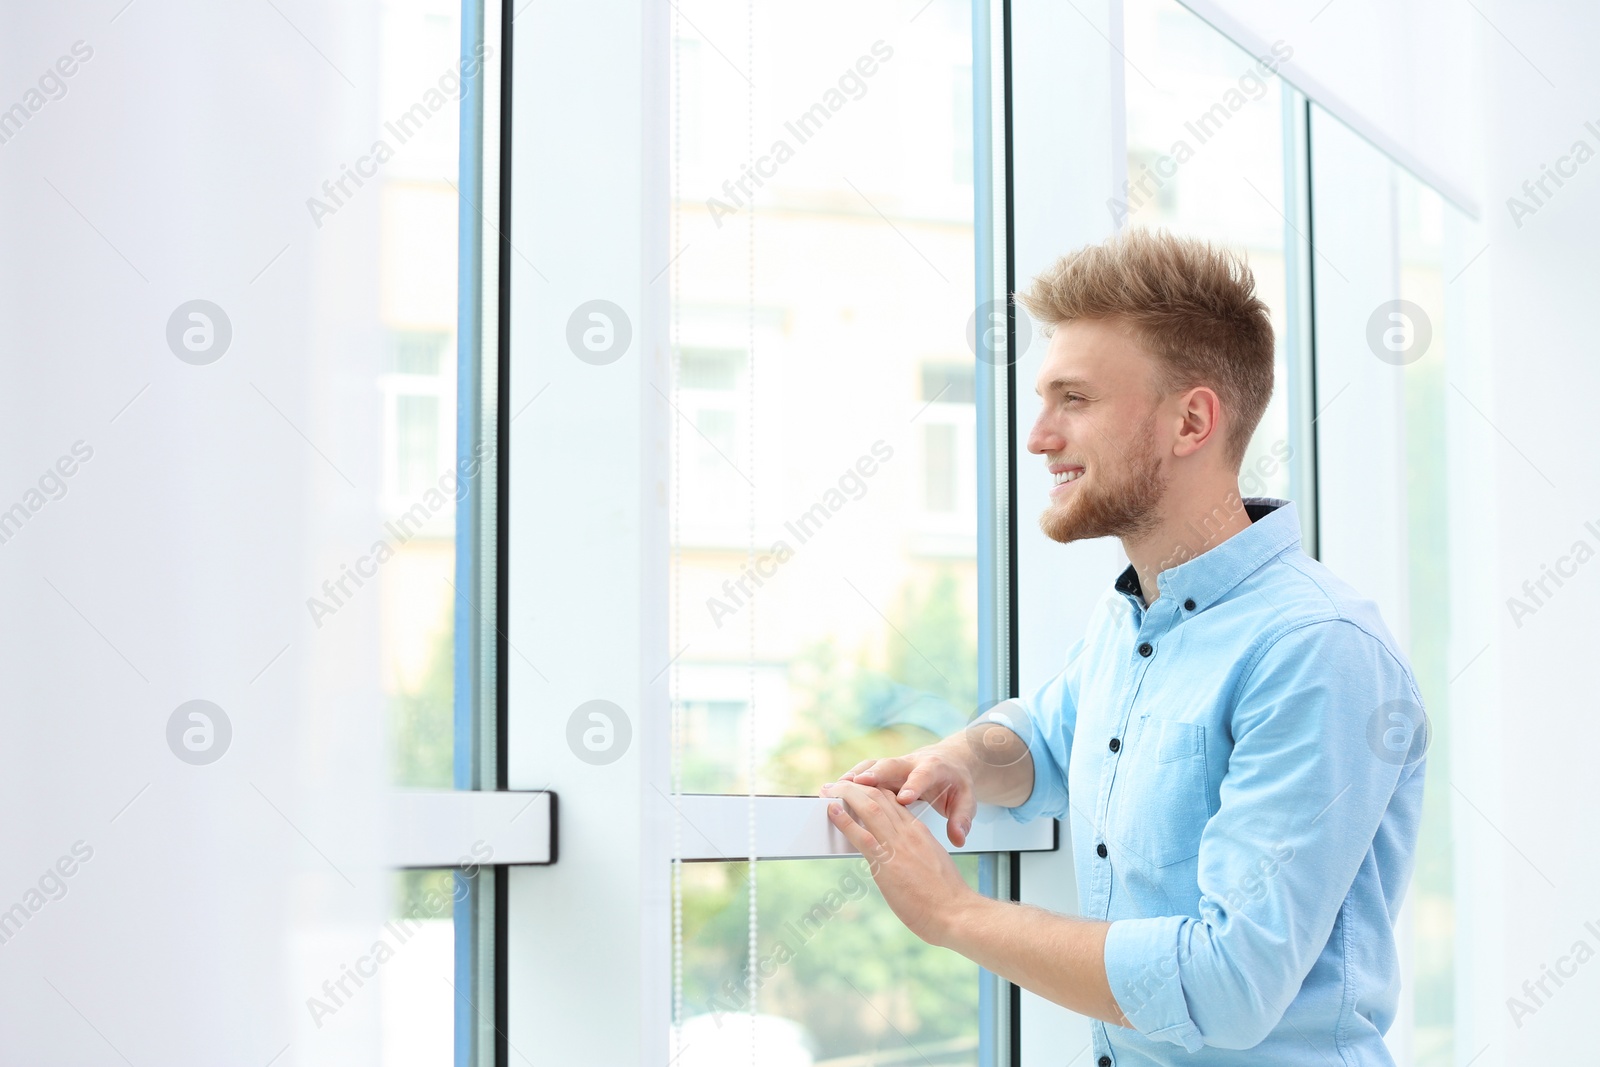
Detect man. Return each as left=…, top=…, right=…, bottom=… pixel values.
left=821, top=230, right=1427, bottom=1065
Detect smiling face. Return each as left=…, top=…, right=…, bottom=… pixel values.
left=1026, top=317, right=1171, bottom=544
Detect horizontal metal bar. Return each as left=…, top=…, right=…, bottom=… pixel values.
left=671, top=794, right=1055, bottom=862
left=387, top=789, right=556, bottom=868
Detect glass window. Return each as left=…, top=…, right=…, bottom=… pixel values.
left=378, top=0, right=461, bottom=789
left=379, top=870, right=468, bottom=1066
left=679, top=857, right=983, bottom=1065
left=1121, top=0, right=1294, bottom=499
left=369, top=0, right=492, bottom=1063
left=1393, top=152, right=1454, bottom=1067
left=1307, top=102, right=1462, bottom=1067
left=669, top=0, right=983, bottom=796
left=666, top=2, right=1003, bottom=1062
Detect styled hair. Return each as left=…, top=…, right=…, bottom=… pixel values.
left=1015, top=228, right=1275, bottom=467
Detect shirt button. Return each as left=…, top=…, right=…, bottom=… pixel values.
left=1138, top=642, right=1152, bottom=657
left=1183, top=598, right=1195, bottom=610
left=1108, top=737, right=1121, bottom=752
left=1099, top=1057, right=1112, bottom=1067
left=1096, top=842, right=1108, bottom=858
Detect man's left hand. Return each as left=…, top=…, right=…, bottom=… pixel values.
left=820, top=779, right=979, bottom=946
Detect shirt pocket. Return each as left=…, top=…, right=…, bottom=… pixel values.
left=1109, top=718, right=1210, bottom=869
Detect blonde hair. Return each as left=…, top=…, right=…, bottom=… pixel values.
left=1016, top=228, right=1275, bottom=467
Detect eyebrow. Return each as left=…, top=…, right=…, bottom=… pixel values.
left=1035, top=376, right=1094, bottom=397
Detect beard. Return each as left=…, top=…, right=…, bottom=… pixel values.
left=1039, top=412, right=1168, bottom=544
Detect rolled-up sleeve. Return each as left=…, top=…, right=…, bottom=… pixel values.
left=1101, top=619, right=1426, bottom=1051
left=1001, top=635, right=1084, bottom=824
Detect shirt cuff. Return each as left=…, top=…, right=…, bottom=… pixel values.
left=997, top=719, right=1065, bottom=824
left=1104, top=916, right=1205, bottom=1053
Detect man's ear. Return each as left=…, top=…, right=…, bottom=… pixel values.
left=1172, top=385, right=1223, bottom=459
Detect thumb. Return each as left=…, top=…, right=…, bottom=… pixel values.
left=947, top=789, right=977, bottom=847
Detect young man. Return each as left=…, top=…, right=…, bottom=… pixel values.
left=821, top=230, right=1427, bottom=1065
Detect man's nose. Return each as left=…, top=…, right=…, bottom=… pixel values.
left=1027, top=415, right=1062, bottom=456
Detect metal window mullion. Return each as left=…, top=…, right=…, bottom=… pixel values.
left=453, top=0, right=507, bottom=1065
left=1281, top=88, right=1319, bottom=559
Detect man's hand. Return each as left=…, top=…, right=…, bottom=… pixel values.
left=839, top=749, right=978, bottom=846
left=835, top=718, right=1037, bottom=846
left=819, top=780, right=980, bottom=946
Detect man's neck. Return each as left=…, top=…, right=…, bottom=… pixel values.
left=1122, top=483, right=1254, bottom=606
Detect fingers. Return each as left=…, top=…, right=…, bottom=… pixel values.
left=897, top=759, right=954, bottom=805
left=946, top=789, right=977, bottom=848
left=839, top=758, right=878, bottom=782
left=898, top=763, right=973, bottom=846
left=821, top=780, right=905, bottom=844
left=824, top=798, right=885, bottom=862
left=845, top=756, right=911, bottom=791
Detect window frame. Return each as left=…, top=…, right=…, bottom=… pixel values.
left=482, top=2, right=1474, bottom=1066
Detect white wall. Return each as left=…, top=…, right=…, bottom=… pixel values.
left=0, top=2, right=390, bottom=1064
left=1458, top=2, right=1600, bottom=1062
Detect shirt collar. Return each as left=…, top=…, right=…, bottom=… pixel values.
left=1112, top=497, right=1302, bottom=612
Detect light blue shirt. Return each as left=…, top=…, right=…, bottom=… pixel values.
left=1005, top=497, right=1427, bottom=1065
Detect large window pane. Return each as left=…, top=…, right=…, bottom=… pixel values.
left=669, top=0, right=984, bottom=795
left=680, top=857, right=983, bottom=1066
left=1308, top=103, right=1462, bottom=1067
left=380, top=871, right=467, bottom=1067
left=1121, top=0, right=1294, bottom=498
left=1396, top=149, right=1455, bottom=1067
left=666, top=4, right=1000, bottom=1063
left=379, top=0, right=461, bottom=788
left=373, top=0, right=470, bottom=1062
